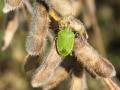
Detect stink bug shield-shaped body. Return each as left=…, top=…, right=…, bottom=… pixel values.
left=57, top=27, right=74, bottom=56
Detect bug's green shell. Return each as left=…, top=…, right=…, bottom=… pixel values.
left=56, top=27, right=74, bottom=56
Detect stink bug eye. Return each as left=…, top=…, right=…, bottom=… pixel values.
left=56, top=27, right=74, bottom=56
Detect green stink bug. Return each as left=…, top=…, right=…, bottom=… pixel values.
left=56, top=27, right=74, bottom=56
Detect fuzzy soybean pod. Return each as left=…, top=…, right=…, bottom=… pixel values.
left=74, top=37, right=116, bottom=78
left=56, top=27, right=74, bottom=56
left=31, top=41, right=62, bottom=87
left=45, top=0, right=82, bottom=16
left=3, top=0, right=23, bottom=13
left=26, top=2, right=49, bottom=55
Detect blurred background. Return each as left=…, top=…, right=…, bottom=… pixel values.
left=0, top=0, right=120, bottom=90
